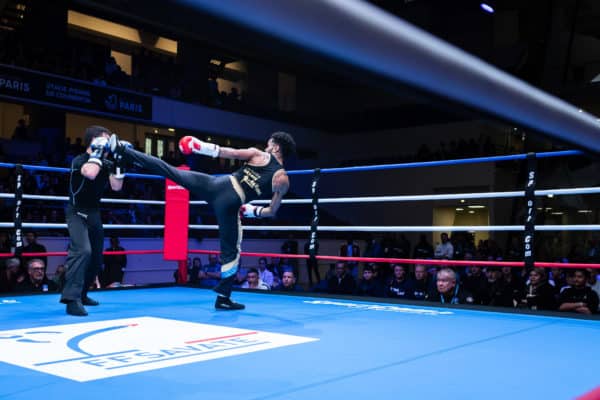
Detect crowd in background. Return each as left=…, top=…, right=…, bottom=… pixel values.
left=0, top=31, right=244, bottom=111
left=3, top=230, right=600, bottom=317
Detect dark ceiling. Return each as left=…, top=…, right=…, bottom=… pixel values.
left=72, top=0, right=600, bottom=134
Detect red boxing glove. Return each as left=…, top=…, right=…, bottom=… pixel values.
left=178, top=135, right=219, bottom=158
left=240, top=203, right=263, bottom=218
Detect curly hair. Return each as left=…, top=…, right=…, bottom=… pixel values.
left=270, top=131, right=296, bottom=160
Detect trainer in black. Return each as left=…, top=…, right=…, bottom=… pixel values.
left=215, top=296, right=245, bottom=311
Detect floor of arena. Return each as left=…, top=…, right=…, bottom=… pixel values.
left=0, top=287, right=598, bottom=399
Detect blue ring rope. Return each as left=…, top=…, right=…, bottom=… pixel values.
left=0, top=149, right=584, bottom=178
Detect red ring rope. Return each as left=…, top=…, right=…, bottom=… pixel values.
left=2, top=250, right=599, bottom=269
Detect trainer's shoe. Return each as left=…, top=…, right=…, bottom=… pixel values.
left=82, top=296, right=99, bottom=306
left=215, top=296, right=245, bottom=311
left=66, top=300, right=88, bottom=316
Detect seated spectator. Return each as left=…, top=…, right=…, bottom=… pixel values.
left=549, top=267, right=567, bottom=290
left=558, top=269, right=599, bottom=315
left=241, top=268, right=270, bottom=290
left=102, top=236, right=126, bottom=287
left=0, top=257, right=21, bottom=293
left=173, top=257, right=192, bottom=283
left=53, top=264, right=66, bottom=292
left=18, top=231, right=48, bottom=274
left=462, top=263, right=489, bottom=305
left=485, top=267, right=514, bottom=307
left=501, top=266, right=524, bottom=303
left=590, top=270, right=600, bottom=309
left=385, top=264, right=414, bottom=299
left=14, top=258, right=57, bottom=293
left=340, top=239, right=360, bottom=278
left=198, top=253, right=221, bottom=288
left=520, top=268, right=557, bottom=311
left=355, top=264, right=383, bottom=297
left=412, top=264, right=431, bottom=300
left=189, top=257, right=203, bottom=285
left=327, top=261, right=356, bottom=295
left=268, top=256, right=283, bottom=281
left=257, top=256, right=274, bottom=288
left=426, top=268, right=474, bottom=304
left=274, top=270, right=303, bottom=292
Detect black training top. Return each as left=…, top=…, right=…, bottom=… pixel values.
left=232, top=155, right=283, bottom=202
left=68, top=153, right=109, bottom=209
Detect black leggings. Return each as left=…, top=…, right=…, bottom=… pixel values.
left=124, top=148, right=242, bottom=297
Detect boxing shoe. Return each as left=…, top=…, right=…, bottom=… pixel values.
left=108, top=134, right=133, bottom=158
left=215, top=296, right=245, bottom=311
left=66, top=300, right=88, bottom=316
left=82, top=296, right=99, bottom=306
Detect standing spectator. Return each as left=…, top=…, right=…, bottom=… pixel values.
left=558, top=269, right=599, bottom=315
left=102, top=236, right=126, bottom=287
left=426, top=268, right=474, bottom=305
left=274, top=270, right=303, bottom=292
left=304, top=241, right=321, bottom=286
left=18, top=231, right=48, bottom=274
left=327, top=261, right=356, bottom=295
left=434, top=233, right=454, bottom=259
left=521, top=268, right=557, bottom=311
left=14, top=259, right=57, bottom=293
left=12, top=118, right=28, bottom=140
left=413, top=234, right=434, bottom=259
left=395, top=234, right=411, bottom=259
left=241, top=268, right=270, bottom=290
left=281, top=234, right=299, bottom=275
left=340, top=238, right=360, bottom=278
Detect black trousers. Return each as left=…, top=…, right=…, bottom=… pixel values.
left=124, top=148, right=243, bottom=297
left=61, top=206, right=103, bottom=302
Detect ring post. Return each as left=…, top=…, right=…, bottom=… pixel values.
left=13, top=164, right=24, bottom=254
left=523, top=153, right=537, bottom=271
left=163, top=165, right=191, bottom=283
left=308, top=168, right=320, bottom=263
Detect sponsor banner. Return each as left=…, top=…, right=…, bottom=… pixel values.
left=0, top=316, right=318, bottom=381
left=0, top=63, right=152, bottom=119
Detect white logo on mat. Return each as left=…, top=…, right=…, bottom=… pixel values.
left=0, top=316, right=317, bottom=381
left=304, top=300, right=454, bottom=315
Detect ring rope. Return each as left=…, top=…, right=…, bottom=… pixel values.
left=0, top=150, right=585, bottom=178
left=1, top=249, right=598, bottom=269
left=3, top=185, right=599, bottom=205
left=3, top=223, right=600, bottom=232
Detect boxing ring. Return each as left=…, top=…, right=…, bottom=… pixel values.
left=3, top=0, right=600, bottom=398
left=1, top=147, right=600, bottom=399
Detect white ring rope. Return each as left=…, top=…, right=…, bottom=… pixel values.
left=2, top=185, right=598, bottom=205
left=3, top=222, right=599, bottom=232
